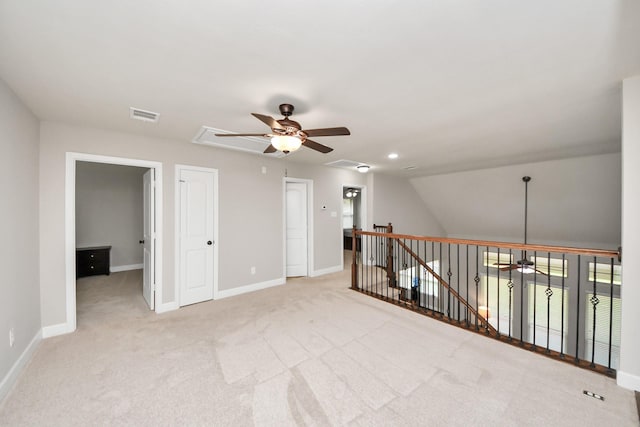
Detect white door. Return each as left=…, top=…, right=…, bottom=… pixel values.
left=286, top=182, right=308, bottom=277
left=179, top=168, right=215, bottom=306
left=142, top=169, right=155, bottom=310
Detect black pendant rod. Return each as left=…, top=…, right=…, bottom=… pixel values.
left=523, top=176, right=531, bottom=245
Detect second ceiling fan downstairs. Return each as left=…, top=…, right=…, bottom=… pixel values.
left=214, top=103, right=350, bottom=154
left=493, top=176, right=547, bottom=275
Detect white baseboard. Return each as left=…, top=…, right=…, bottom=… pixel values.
left=156, top=301, right=179, bottom=314
left=110, top=263, right=143, bottom=273
left=41, top=322, right=75, bottom=338
left=617, top=370, right=640, bottom=391
left=215, top=277, right=285, bottom=300
left=0, top=330, right=42, bottom=402
left=311, top=265, right=343, bottom=277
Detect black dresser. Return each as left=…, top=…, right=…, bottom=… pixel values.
left=76, top=246, right=111, bottom=278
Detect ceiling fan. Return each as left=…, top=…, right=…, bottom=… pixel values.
left=214, top=103, right=350, bottom=154
left=493, top=176, right=547, bottom=275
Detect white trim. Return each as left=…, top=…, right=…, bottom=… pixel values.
left=41, top=322, right=75, bottom=338
left=63, top=153, right=164, bottom=335
left=617, top=370, right=640, bottom=391
left=215, top=277, right=286, bottom=300
left=110, top=263, right=143, bottom=273
left=155, top=301, right=179, bottom=314
left=283, top=178, right=314, bottom=278
left=340, top=183, right=368, bottom=271
left=0, top=330, right=41, bottom=402
left=174, top=164, right=219, bottom=306
left=311, top=265, right=343, bottom=277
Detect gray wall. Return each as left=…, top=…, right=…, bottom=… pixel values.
left=0, top=78, right=41, bottom=390
left=39, top=122, right=367, bottom=328
left=370, top=173, right=445, bottom=236
left=76, top=162, right=146, bottom=268
left=410, top=153, right=621, bottom=249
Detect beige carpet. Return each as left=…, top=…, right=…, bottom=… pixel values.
left=0, top=262, right=638, bottom=426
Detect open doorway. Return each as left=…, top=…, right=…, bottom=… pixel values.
left=342, top=184, right=366, bottom=270
left=64, top=153, right=163, bottom=335
left=74, top=162, right=151, bottom=326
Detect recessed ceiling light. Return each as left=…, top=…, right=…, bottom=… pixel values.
left=388, top=153, right=398, bottom=159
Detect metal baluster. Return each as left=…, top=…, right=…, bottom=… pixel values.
left=432, top=241, right=435, bottom=312
left=457, top=244, right=460, bottom=323
left=447, top=243, right=452, bottom=320
left=466, top=245, right=469, bottom=327
left=497, top=247, right=501, bottom=337
left=485, top=246, right=490, bottom=334
left=533, top=251, right=537, bottom=349
left=590, top=256, right=598, bottom=367
left=475, top=245, right=480, bottom=331
left=560, top=253, right=566, bottom=358
left=607, top=257, right=614, bottom=371
left=575, top=256, right=581, bottom=364
left=508, top=249, right=513, bottom=341
left=545, top=252, right=552, bottom=354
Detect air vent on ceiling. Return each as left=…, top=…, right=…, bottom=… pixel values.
left=130, top=107, right=160, bottom=123
left=192, top=126, right=284, bottom=157
left=325, top=159, right=363, bottom=169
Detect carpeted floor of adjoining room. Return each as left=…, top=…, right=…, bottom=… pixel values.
left=0, top=256, right=638, bottom=426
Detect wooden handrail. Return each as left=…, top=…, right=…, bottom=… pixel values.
left=356, top=230, right=620, bottom=259
left=395, top=239, right=498, bottom=334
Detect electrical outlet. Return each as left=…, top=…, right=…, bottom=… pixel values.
left=9, top=328, right=15, bottom=347
left=251, top=267, right=256, bottom=275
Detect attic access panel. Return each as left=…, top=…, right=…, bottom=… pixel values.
left=192, top=126, right=285, bottom=157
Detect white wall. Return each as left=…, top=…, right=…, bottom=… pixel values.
left=39, top=122, right=368, bottom=329
left=619, top=75, right=640, bottom=391
left=410, top=153, right=621, bottom=249
left=0, top=78, right=41, bottom=399
left=76, top=162, right=146, bottom=269
left=370, top=173, right=445, bottom=236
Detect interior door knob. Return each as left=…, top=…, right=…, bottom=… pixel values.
left=207, top=240, right=213, bottom=245
left=139, top=240, right=145, bottom=244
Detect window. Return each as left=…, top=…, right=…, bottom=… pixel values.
left=483, top=251, right=513, bottom=267
left=528, top=256, right=568, bottom=278
left=588, top=262, right=621, bottom=285
left=584, top=293, right=621, bottom=369
left=527, top=283, right=569, bottom=353
left=480, top=276, right=514, bottom=334
left=342, top=198, right=353, bottom=229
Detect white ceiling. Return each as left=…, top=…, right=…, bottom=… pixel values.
left=1, top=1, right=639, bottom=176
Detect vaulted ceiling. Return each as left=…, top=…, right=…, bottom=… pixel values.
left=1, top=1, right=639, bottom=176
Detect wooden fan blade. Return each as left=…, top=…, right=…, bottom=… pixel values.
left=263, top=144, right=277, bottom=154
left=534, top=269, right=548, bottom=276
left=251, top=113, right=285, bottom=130
left=303, top=139, right=333, bottom=153
left=499, top=266, right=516, bottom=271
left=303, top=127, right=351, bottom=137
left=493, top=262, right=513, bottom=266
left=214, top=133, right=269, bottom=137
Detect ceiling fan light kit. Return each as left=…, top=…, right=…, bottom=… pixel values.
left=271, top=135, right=302, bottom=153
left=214, top=103, right=350, bottom=155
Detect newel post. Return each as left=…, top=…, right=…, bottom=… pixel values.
left=386, top=223, right=396, bottom=287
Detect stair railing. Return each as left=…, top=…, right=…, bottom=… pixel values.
left=351, top=225, right=622, bottom=377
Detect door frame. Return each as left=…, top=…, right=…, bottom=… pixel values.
left=340, top=183, right=367, bottom=271
left=65, top=152, right=164, bottom=334
left=174, top=164, right=219, bottom=304
left=283, top=178, right=314, bottom=278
